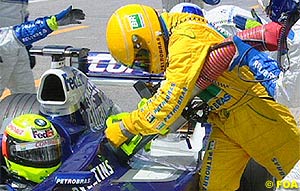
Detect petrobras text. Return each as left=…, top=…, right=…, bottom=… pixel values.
left=71, top=156, right=114, bottom=191
left=56, top=177, right=91, bottom=185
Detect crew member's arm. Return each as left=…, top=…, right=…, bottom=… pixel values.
left=229, top=36, right=281, bottom=97
left=13, top=6, right=85, bottom=46
left=105, top=22, right=224, bottom=147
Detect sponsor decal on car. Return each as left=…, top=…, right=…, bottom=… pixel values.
left=56, top=178, right=91, bottom=185
left=81, top=80, right=111, bottom=130
left=71, top=155, right=114, bottom=190
left=62, top=69, right=85, bottom=91
left=87, top=52, right=165, bottom=80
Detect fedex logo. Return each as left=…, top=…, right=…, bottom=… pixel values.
left=32, top=128, right=54, bottom=139
left=62, top=71, right=85, bottom=91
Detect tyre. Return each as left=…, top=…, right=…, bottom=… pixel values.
left=0, top=93, right=40, bottom=128
left=237, top=158, right=275, bottom=191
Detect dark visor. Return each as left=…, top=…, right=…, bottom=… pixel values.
left=6, top=135, right=61, bottom=168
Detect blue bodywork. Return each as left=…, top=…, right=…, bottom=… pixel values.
left=86, top=52, right=165, bottom=84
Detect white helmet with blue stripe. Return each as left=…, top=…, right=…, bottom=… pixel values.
left=170, top=2, right=205, bottom=17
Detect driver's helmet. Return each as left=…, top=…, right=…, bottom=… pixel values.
left=2, top=114, right=61, bottom=183
left=169, top=2, right=205, bottom=17
left=106, top=4, right=168, bottom=74
left=258, top=0, right=299, bottom=22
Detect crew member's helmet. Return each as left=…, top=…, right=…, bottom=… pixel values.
left=2, top=114, right=61, bottom=183
left=170, top=2, right=205, bottom=17
left=258, top=0, right=299, bottom=22
left=106, top=4, right=168, bottom=74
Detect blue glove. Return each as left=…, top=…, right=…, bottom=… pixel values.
left=55, top=5, right=85, bottom=26
left=233, top=15, right=262, bottom=30
left=229, top=36, right=252, bottom=71
left=230, top=36, right=281, bottom=97
left=233, top=15, right=247, bottom=30
left=55, top=6, right=72, bottom=21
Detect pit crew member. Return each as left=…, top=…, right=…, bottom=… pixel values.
left=0, top=6, right=85, bottom=97
left=104, top=4, right=300, bottom=190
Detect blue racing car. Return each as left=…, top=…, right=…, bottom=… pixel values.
left=0, top=45, right=274, bottom=191
left=0, top=45, right=203, bottom=191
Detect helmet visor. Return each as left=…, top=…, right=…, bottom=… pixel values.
left=7, top=136, right=61, bottom=168
left=131, top=34, right=151, bottom=71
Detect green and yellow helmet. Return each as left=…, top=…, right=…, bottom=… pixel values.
left=2, top=114, right=61, bottom=183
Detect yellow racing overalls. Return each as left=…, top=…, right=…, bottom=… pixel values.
left=105, top=12, right=300, bottom=190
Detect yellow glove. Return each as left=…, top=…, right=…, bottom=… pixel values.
left=245, top=19, right=262, bottom=29
left=105, top=112, right=133, bottom=147
left=137, top=98, right=148, bottom=109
